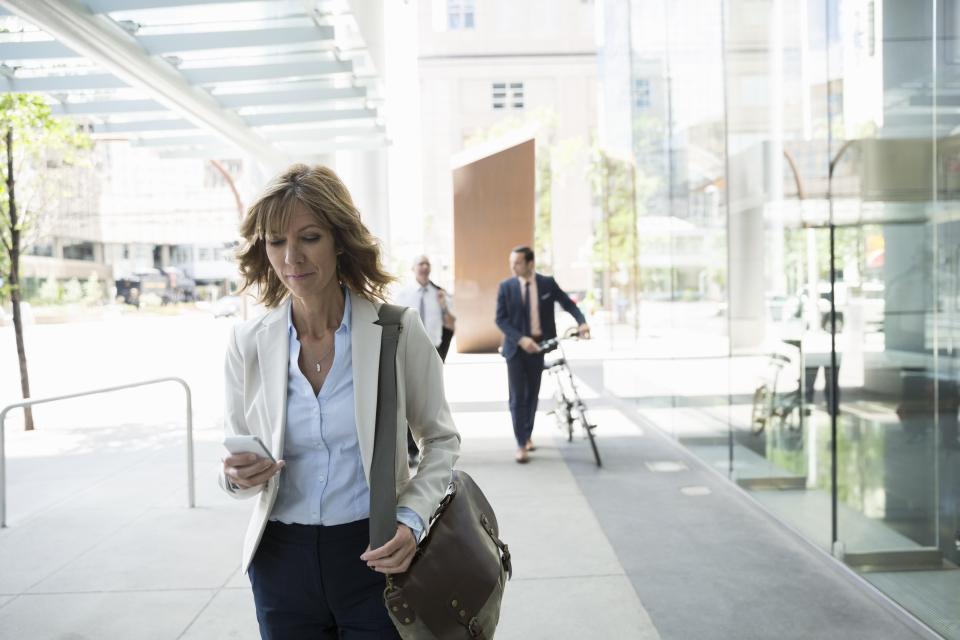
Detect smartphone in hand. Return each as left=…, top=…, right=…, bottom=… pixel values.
left=223, top=435, right=276, bottom=464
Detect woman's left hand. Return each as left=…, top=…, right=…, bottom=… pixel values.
left=361, top=524, right=417, bottom=574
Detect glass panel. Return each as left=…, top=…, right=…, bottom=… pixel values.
left=828, top=0, right=935, bottom=541
left=617, top=0, right=729, bottom=454
left=612, top=0, right=960, bottom=633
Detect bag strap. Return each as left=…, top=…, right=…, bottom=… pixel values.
left=370, top=303, right=405, bottom=550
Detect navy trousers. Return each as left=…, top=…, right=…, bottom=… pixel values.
left=248, top=519, right=400, bottom=640
left=507, top=351, right=545, bottom=448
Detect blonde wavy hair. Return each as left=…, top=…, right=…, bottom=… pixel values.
left=236, top=164, right=394, bottom=307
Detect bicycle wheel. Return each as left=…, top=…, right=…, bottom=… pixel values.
left=551, top=392, right=574, bottom=442
left=751, top=385, right=770, bottom=434
left=579, top=412, right=602, bottom=467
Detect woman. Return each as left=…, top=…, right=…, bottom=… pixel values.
left=219, top=164, right=461, bottom=639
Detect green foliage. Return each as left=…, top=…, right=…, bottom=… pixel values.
left=783, top=226, right=864, bottom=294
left=82, top=271, right=102, bottom=305
left=38, top=278, right=60, bottom=304
left=535, top=151, right=552, bottom=267
left=0, top=247, right=7, bottom=298
left=0, top=93, right=91, bottom=302
left=589, top=149, right=635, bottom=272
left=588, top=147, right=660, bottom=297
left=62, top=277, right=83, bottom=303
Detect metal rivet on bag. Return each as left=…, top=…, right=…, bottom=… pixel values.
left=402, top=604, right=409, bottom=609
left=451, top=599, right=458, bottom=607
left=459, top=610, right=466, bottom=617
left=392, top=607, right=399, bottom=612
left=404, top=618, right=411, bottom=624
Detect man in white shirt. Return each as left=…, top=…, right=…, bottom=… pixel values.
left=394, top=254, right=456, bottom=463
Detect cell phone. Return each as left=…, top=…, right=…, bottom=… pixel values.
left=223, top=435, right=277, bottom=464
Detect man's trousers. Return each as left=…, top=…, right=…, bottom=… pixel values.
left=507, top=350, right=545, bottom=448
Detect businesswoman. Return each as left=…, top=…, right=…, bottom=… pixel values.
left=219, top=164, right=461, bottom=639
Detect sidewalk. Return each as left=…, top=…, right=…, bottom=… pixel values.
left=0, top=354, right=659, bottom=639
left=0, top=316, right=938, bottom=639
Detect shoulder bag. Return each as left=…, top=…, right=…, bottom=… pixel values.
left=371, top=304, right=512, bottom=639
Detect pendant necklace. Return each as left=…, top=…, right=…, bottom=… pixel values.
left=304, top=337, right=334, bottom=373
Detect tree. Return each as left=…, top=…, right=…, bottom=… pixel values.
left=0, top=94, right=90, bottom=430
left=588, top=147, right=657, bottom=317
left=82, top=271, right=102, bottom=305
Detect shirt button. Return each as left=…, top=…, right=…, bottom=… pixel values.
left=318, top=475, right=326, bottom=483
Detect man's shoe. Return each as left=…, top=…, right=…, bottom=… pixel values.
left=515, top=449, right=529, bottom=464
left=525, top=440, right=537, bottom=452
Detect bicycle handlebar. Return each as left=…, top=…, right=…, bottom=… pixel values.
left=539, top=327, right=583, bottom=354
left=539, top=337, right=561, bottom=354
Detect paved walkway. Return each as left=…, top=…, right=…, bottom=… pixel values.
left=0, top=349, right=659, bottom=639
left=0, top=317, right=939, bottom=639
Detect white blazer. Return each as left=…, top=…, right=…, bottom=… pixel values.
left=219, top=290, right=461, bottom=573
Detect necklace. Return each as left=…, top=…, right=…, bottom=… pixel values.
left=302, top=337, right=334, bottom=373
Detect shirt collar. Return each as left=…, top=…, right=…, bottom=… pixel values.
left=287, top=286, right=352, bottom=338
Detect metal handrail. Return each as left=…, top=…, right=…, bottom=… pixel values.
left=0, top=376, right=194, bottom=527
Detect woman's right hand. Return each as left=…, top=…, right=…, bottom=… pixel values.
left=223, top=453, right=285, bottom=490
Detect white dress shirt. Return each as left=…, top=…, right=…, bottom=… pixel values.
left=395, top=280, right=449, bottom=347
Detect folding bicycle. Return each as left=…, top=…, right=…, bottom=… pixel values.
left=540, top=327, right=602, bottom=467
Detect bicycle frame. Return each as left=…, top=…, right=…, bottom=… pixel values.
left=541, top=335, right=602, bottom=467
left=751, top=346, right=803, bottom=435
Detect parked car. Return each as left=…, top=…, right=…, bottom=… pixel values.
left=115, top=268, right=196, bottom=307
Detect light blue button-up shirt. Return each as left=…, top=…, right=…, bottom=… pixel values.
left=270, top=290, right=423, bottom=539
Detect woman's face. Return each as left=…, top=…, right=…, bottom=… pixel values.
left=264, top=203, right=339, bottom=299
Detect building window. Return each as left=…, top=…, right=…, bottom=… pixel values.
left=447, top=0, right=475, bottom=30
left=633, top=78, right=651, bottom=109
left=27, top=243, right=54, bottom=257
left=492, top=82, right=524, bottom=110
left=62, top=241, right=95, bottom=262
left=171, top=245, right=192, bottom=265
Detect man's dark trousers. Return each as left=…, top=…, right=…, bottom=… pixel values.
left=496, top=273, right=586, bottom=448
left=507, top=350, right=545, bottom=447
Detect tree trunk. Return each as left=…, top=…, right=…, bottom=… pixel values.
left=6, top=127, right=33, bottom=430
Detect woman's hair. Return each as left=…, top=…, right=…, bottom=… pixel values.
left=236, top=163, right=394, bottom=307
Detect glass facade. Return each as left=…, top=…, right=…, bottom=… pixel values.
left=603, top=0, right=960, bottom=634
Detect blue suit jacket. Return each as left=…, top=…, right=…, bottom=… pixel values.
left=495, top=273, right=586, bottom=360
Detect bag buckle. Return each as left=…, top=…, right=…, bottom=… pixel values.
left=467, top=617, right=484, bottom=638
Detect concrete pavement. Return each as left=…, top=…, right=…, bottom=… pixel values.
left=0, top=326, right=659, bottom=639
left=0, top=315, right=939, bottom=639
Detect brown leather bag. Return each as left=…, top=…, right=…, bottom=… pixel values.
left=371, top=304, right=512, bottom=639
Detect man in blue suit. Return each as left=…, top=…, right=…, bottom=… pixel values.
left=495, top=246, right=590, bottom=463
